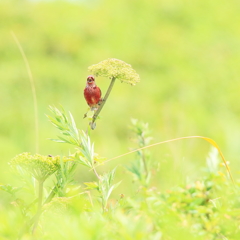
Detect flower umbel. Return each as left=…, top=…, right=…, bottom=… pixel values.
left=88, top=58, right=140, bottom=85
left=10, top=153, right=69, bottom=182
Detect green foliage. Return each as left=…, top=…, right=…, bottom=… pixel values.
left=127, top=119, right=153, bottom=186
left=49, top=158, right=78, bottom=199
left=10, top=152, right=64, bottom=182
left=1, top=0, right=240, bottom=238
left=48, top=106, right=81, bottom=146
left=0, top=184, right=21, bottom=196
left=48, top=106, right=120, bottom=213
left=76, top=131, right=96, bottom=168
left=98, top=167, right=121, bottom=211
left=1, top=107, right=240, bottom=239
left=1, top=106, right=122, bottom=236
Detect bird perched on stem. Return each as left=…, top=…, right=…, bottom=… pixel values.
left=83, top=75, right=102, bottom=118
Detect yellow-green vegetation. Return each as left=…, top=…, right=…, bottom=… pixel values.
left=88, top=58, right=140, bottom=85
left=1, top=0, right=240, bottom=239
left=1, top=106, right=239, bottom=239
left=10, top=153, right=63, bottom=181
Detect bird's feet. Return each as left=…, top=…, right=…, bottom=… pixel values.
left=90, top=122, right=96, bottom=130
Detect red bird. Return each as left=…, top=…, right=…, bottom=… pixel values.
left=84, top=75, right=102, bottom=111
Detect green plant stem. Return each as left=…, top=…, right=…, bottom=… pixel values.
left=140, top=136, right=148, bottom=177
left=141, top=151, right=148, bottom=177
left=91, top=77, right=116, bottom=126
left=102, top=198, right=106, bottom=213
left=91, top=165, right=103, bottom=211
left=32, top=180, right=44, bottom=234
left=11, top=31, right=39, bottom=153
left=44, top=185, right=58, bottom=204
left=92, top=165, right=101, bottom=180
left=19, top=182, right=58, bottom=237
left=92, top=168, right=105, bottom=212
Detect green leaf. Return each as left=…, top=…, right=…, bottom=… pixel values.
left=48, top=105, right=81, bottom=147
left=106, top=181, right=122, bottom=201
left=0, top=184, right=22, bottom=195
left=84, top=181, right=99, bottom=190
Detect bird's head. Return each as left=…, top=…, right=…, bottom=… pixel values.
left=86, top=75, right=95, bottom=86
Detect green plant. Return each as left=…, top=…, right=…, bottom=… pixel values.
left=1, top=58, right=238, bottom=240
left=48, top=106, right=121, bottom=213
left=0, top=59, right=140, bottom=237
left=127, top=119, right=153, bottom=187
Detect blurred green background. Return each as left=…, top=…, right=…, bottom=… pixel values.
left=0, top=0, right=240, bottom=188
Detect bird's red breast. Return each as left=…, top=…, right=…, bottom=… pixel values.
left=84, top=75, right=102, bottom=109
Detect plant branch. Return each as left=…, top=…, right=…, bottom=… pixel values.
left=44, top=185, right=59, bottom=204
left=139, top=135, right=148, bottom=177
left=141, top=151, right=148, bottom=177
left=32, top=180, right=44, bottom=234
left=92, top=165, right=101, bottom=180
left=99, top=136, right=235, bottom=185
left=11, top=31, right=39, bottom=153
left=91, top=77, right=116, bottom=127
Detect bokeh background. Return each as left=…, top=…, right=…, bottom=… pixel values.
left=0, top=0, right=240, bottom=189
